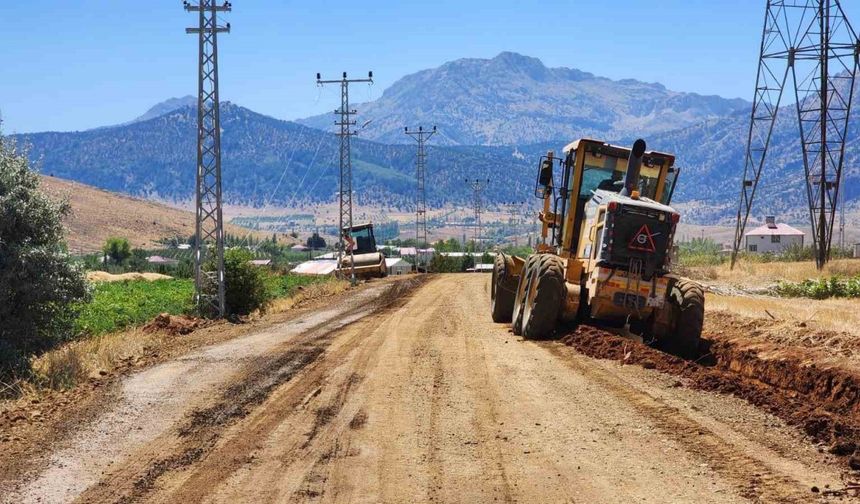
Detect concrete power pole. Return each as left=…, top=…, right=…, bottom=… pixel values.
left=467, top=179, right=489, bottom=254
left=316, top=72, right=373, bottom=286
left=405, top=125, right=436, bottom=270
left=184, top=0, right=230, bottom=318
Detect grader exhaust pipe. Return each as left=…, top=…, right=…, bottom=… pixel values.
left=621, top=138, right=647, bottom=197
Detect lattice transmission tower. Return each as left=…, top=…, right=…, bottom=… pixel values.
left=731, top=0, right=859, bottom=270
left=184, top=0, right=231, bottom=317
left=405, top=125, right=436, bottom=269
left=467, top=179, right=489, bottom=253
left=316, top=72, right=373, bottom=285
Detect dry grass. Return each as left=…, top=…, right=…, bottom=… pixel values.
left=28, top=328, right=168, bottom=390
left=706, top=293, right=860, bottom=337
left=40, top=176, right=270, bottom=253
left=86, top=271, right=173, bottom=282
left=268, top=280, right=350, bottom=313
left=687, top=258, right=860, bottom=288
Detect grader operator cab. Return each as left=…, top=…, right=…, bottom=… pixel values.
left=490, top=138, right=704, bottom=358
left=340, top=223, right=387, bottom=279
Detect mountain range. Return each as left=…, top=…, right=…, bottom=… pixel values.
left=10, top=52, right=859, bottom=225
left=299, top=52, right=750, bottom=146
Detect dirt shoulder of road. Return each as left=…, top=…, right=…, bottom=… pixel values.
left=0, top=275, right=411, bottom=489
left=559, top=305, right=860, bottom=481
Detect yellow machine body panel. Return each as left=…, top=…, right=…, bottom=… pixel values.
left=533, top=139, right=678, bottom=323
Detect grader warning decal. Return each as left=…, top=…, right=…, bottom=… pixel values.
left=629, top=224, right=657, bottom=253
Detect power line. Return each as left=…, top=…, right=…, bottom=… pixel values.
left=405, top=125, right=436, bottom=270
left=467, top=178, right=490, bottom=253
left=316, top=71, right=373, bottom=285
left=183, top=0, right=231, bottom=318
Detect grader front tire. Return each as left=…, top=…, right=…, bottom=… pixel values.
left=512, top=254, right=541, bottom=335
left=491, top=254, right=518, bottom=323
left=521, top=255, right=565, bottom=340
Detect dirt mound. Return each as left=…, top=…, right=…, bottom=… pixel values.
left=87, top=271, right=173, bottom=283
left=143, top=313, right=203, bottom=336
left=558, top=317, right=860, bottom=473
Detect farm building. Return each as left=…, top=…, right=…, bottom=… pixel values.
left=291, top=259, right=338, bottom=276
left=385, top=258, right=412, bottom=275
left=744, top=217, right=804, bottom=254
left=146, top=255, right=179, bottom=266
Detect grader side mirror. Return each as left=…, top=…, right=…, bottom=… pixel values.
left=534, top=153, right=554, bottom=198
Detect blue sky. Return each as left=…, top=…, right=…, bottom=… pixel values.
left=2, top=0, right=859, bottom=133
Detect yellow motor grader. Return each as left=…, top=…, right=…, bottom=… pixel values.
left=490, top=138, right=704, bottom=358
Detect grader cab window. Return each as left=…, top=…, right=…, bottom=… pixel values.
left=579, top=153, right=662, bottom=202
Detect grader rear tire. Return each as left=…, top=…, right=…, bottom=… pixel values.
left=522, top=255, right=565, bottom=340
left=663, top=278, right=704, bottom=359
left=512, top=254, right=541, bottom=335
left=491, top=254, right=518, bottom=323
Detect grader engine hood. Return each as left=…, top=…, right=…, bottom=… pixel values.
left=593, top=191, right=678, bottom=279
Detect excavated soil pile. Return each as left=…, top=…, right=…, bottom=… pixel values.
left=143, top=313, right=204, bottom=336
left=559, top=316, right=860, bottom=471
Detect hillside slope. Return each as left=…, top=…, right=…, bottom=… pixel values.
left=16, top=105, right=533, bottom=210
left=39, top=176, right=261, bottom=253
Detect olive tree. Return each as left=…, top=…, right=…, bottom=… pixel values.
left=0, top=136, right=89, bottom=376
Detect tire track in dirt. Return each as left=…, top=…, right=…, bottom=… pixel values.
left=17, top=274, right=851, bottom=502
left=142, top=279, right=426, bottom=503
left=546, top=343, right=815, bottom=503
left=558, top=317, right=860, bottom=483
left=71, top=277, right=426, bottom=504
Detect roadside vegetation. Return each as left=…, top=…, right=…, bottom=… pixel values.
left=0, top=135, right=90, bottom=381
left=775, top=276, right=860, bottom=299
left=0, top=188, right=340, bottom=398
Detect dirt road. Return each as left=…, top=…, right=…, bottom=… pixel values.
left=3, top=275, right=848, bottom=503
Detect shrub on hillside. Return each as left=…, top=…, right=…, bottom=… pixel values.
left=0, top=136, right=90, bottom=377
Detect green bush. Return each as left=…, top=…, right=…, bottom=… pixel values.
left=775, top=275, right=860, bottom=299
left=211, top=249, right=272, bottom=316
left=103, top=237, right=131, bottom=265
left=0, top=136, right=90, bottom=377
left=677, top=238, right=725, bottom=267
left=75, top=279, right=194, bottom=335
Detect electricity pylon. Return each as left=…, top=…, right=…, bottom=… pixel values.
left=405, top=125, right=436, bottom=270
left=731, top=0, right=859, bottom=270
left=316, top=72, right=373, bottom=285
left=467, top=179, right=489, bottom=253
left=184, top=0, right=231, bottom=317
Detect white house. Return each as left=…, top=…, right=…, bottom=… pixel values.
left=744, top=217, right=804, bottom=254
left=385, top=257, right=412, bottom=275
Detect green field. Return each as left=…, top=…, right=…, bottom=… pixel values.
left=75, top=273, right=334, bottom=337
left=265, top=273, right=333, bottom=298
left=75, top=279, right=195, bottom=336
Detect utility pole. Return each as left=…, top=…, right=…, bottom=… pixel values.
left=730, top=0, right=858, bottom=270
left=184, top=0, right=231, bottom=317
left=405, top=125, right=436, bottom=271
left=316, top=71, right=373, bottom=285
left=840, top=178, right=846, bottom=249
left=467, top=179, right=489, bottom=254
